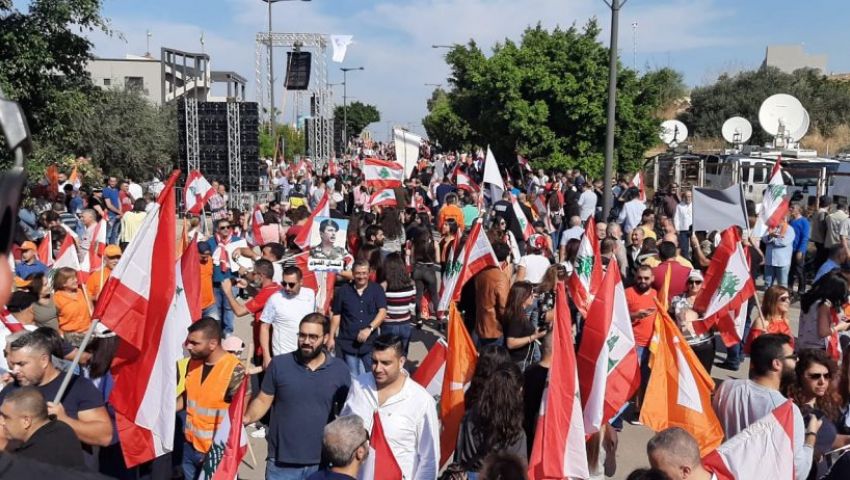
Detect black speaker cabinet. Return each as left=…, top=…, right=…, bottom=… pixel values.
left=284, top=51, right=312, bottom=90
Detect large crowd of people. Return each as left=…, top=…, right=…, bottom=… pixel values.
left=3, top=142, right=850, bottom=480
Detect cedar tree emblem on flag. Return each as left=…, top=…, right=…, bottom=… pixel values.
left=719, top=272, right=740, bottom=299
left=379, top=167, right=390, bottom=179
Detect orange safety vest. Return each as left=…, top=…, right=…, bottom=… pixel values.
left=184, top=353, right=240, bottom=453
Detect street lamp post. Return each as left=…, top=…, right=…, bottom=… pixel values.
left=262, top=0, right=312, bottom=134
left=602, top=0, right=628, bottom=221
left=340, top=66, right=364, bottom=151
left=424, top=83, right=442, bottom=88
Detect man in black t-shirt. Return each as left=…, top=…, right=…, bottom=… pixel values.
left=0, top=386, right=85, bottom=469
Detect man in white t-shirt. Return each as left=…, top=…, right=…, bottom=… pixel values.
left=518, top=235, right=553, bottom=284
left=577, top=182, right=598, bottom=222
left=260, top=266, right=317, bottom=361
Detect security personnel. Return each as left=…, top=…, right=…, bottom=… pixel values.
left=180, top=318, right=244, bottom=480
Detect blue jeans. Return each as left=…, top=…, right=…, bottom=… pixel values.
left=212, top=285, right=239, bottom=334
left=265, top=460, right=318, bottom=480
left=181, top=443, right=204, bottom=480
left=726, top=299, right=755, bottom=367
left=107, top=216, right=121, bottom=245
left=201, top=304, right=220, bottom=321
left=343, top=351, right=372, bottom=376
left=635, top=346, right=651, bottom=393
left=380, top=323, right=413, bottom=356
left=471, top=332, right=504, bottom=351
left=764, top=264, right=790, bottom=288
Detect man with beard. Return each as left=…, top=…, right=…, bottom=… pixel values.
left=341, top=334, right=439, bottom=480
left=243, top=313, right=350, bottom=478
left=181, top=318, right=245, bottom=480
left=712, top=334, right=820, bottom=480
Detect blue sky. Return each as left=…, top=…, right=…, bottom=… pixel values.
left=84, top=0, right=850, bottom=138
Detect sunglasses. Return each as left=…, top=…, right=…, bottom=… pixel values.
left=783, top=354, right=799, bottom=361
left=283, top=281, right=299, bottom=288
left=807, top=372, right=831, bottom=381
left=218, top=225, right=231, bottom=230
left=688, top=280, right=703, bottom=285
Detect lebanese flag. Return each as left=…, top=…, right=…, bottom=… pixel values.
left=361, top=411, right=403, bottom=480
left=437, top=220, right=498, bottom=311
left=577, top=260, right=640, bottom=434
left=0, top=309, right=25, bottom=334
left=693, top=227, right=755, bottom=347
left=630, top=171, right=646, bottom=202
left=200, top=377, right=248, bottom=480
left=54, top=227, right=82, bottom=273
left=518, top=154, right=532, bottom=172
left=412, top=339, right=447, bottom=400
left=440, top=303, right=478, bottom=465
left=184, top=170, right=215, bottom=215
left=703, top=401, right=795, bottom=480
left=456, top=171, right=479, bottom=193
left=510, top=195, right=534, bottom=240
left=567, top=217, right=604, bottom=317
left=369, top=188, right=398, bottom=209
left=528, top=282, right=589, bottom=479
left=752, top=160, right=790, bottom=238
left=93, top=171, right=193, bottom=467
left=69, top=165, right=82, bottom=190
left=80, top=218, right=107, bottom=278
left=639, top=300, right=724, bottom=456
left=181, top=233, right=202, bottom=322
left=249, top=204, right=265, bottom=247
left=294, top=251, right=335, bottom=314
left=294, top=192, right=329, bottom=250
left=364, top=158, right=404, bottom=189
left=37, top=230, right=53, bottom=267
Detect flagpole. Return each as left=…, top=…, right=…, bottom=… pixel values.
left=739, top=182, right=766, bottom=326
left=53, top=318, right=99, bottom=404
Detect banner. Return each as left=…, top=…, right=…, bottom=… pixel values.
left=393, top=128, right=421, bottom=179
left=692, top=185, right=748, bottom=233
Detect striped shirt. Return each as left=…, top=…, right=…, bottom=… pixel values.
left=384, top=285, right=416, bottom=325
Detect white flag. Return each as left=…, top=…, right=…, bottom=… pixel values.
left=483, top=146, right=504, bottom=201
left=330, top=35, right=353, bottom=63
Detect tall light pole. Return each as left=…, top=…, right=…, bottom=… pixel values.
left=602, top=0, right=628, bottom=221
left=340, top=66, right=364, bottom=151
left=424, top=83, right=442, bottom=88
left=262, top=0, right=312, bottom=134
left=632, top=21, right=638, bottom=72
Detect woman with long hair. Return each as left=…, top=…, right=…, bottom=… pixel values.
left=411, top=233, right=439, bottom=328
left=379, top=207, right=406, bottom=255
left=52, top=267, right=92, bottom=343
left=745, top=285, right=795, bottom=352
left=377, top=253, right=417, bottom=355
left=798, top=272, right=850, bottom=352
left=439, top=219, right=460, bottom=266
left=487, top=217, right=520, bottom=265
left=465, top=345, right=512, bottom=408
left=455, top=363, right=527, bottom=476
left=670, top=270, right=715, bottom=373
left=502, top=281, right=547, bottom=372
left=786, top=349, right=850, bottom=478
left=839, top=353, right=850, bottom=435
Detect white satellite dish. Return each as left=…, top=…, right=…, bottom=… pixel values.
left=789, top=109, right=810, bottom=142
left=722, top=116, right=753, bottom=145
left=758, top=94, right=806, bottom=138
left=660, top=120, right=688, bottom=146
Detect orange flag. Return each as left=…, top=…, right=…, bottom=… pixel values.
left=640, top=299, right=723, bottom=456
left=439, top=303, right=478, bottom=465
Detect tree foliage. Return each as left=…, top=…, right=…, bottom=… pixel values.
left=423, top=21, right=675, bottom=176
left=681, top=67, right=850, bottom=145
left=260, top=124, right=306, bottom=161
left=334, top=101, right=381, bottom=142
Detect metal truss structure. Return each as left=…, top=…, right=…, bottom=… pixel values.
left=183, top=98, right=200, bottom=173
left=227, top=101, right=242, bottom=200
left=256, top=32, right=334, bottom=165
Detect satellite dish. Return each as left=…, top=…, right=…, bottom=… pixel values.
left=660, top=120, right=688, bottom=146
left=789, top=109, right=810, bottom=142
left=758, top=94, right=806, bottom=137
left=722, top=116, right=753, bottom=145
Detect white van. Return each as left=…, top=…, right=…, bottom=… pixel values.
left=703, top=156, right=791, bottom=203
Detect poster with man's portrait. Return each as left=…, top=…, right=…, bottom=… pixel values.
left=307, top=217, right=350, bottom=272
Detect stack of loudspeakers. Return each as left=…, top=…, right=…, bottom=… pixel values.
left=178, top=100, right=260, bottom=191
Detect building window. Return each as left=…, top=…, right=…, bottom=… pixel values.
left=103, top=78, right=111, bottom=86
left=124, top=76, right=144, bottom=91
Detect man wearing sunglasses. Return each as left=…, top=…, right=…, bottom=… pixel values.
left=259, top=265, right=317, bottom=367
left=712, top=334, right=820, bottom=480
left=206, top=219, right=243, bottom=335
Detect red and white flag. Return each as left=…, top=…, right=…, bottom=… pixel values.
left=93, top=171, right=193, bottom=467
left=54, top=225, right=82, bottom=273
left=294, top=192, right=330, bottom=250
left=37, top=230, right=53, bottom=267
left=567, top=217, right=604, bottom=317
left=0, top=309, right=25, bottom=334
left=180, top=233, right=202, bottom=322
left=577, top=260, right=640, bottom=435
left=630, top=171, right=646, bottom=202
left=752, top=160, right=790, bottom=238
left=294, top=251, right=336, bottom=314
left=364, top=158, right=404, bottom=189
left=437, top=221, right=498, bottom=311
left=184, top=170, right=215, bottom=215
left=412, top=339, right=447, bottom=400
left=249, top=205, right=265, bottom=247
left=456, top=171, right=479, bottom=193
left=703, top=400, right=795, bottom=480
left=510, top=195, right=534, bottom=240
left=518, top=154, right=532, bottom=172
left=369, top=189, right=398, bottom=209
left=80, top=218, right=107, bottom=279
left=693, top=227, right=755, bottom=347
left=200, top=377, right=249, bottom=480
left=361, top=411, right=404, bottom=480
left=528, top=282, right=589, bottom=479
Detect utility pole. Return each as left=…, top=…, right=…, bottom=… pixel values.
left=340, top=66, right=364, bottom=152
left=146, top=30, right=152, bottom=57
left=632, top=21, right=638, bottom=72
left=602, top=0, right=627, bottom=221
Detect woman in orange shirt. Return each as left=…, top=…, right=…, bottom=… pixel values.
left=52, top=267, right=93, bottom=343
left=746, top=285, right=794, bottom=352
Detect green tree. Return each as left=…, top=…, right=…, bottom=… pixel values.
left=422, top=88, right=473, bottom=151
left=422, top=21, right=669, bottom=176
left=334, top=101, right=380, bottom=143
left=681, top=67, right=850, bottom=145
left=260, top=123, right=306, bottom=161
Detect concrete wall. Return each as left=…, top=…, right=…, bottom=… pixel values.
left=86, top=58, right=163, bottom=105
left=764, top=45, right=828, bottom=74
